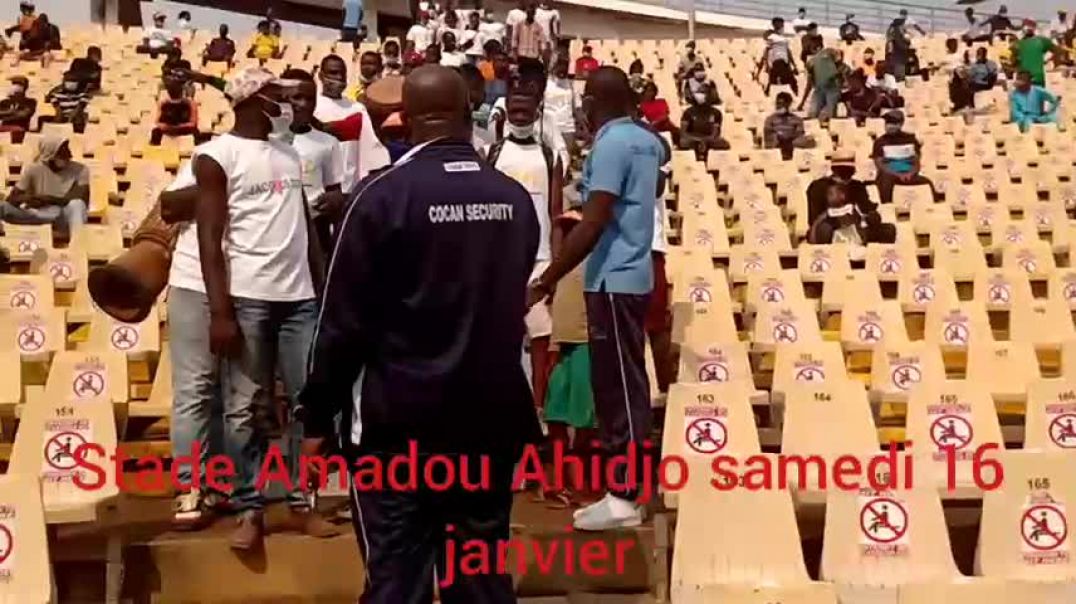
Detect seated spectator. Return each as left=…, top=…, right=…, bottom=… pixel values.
left=681, top=63, right=719, bottom=105
left=203, top=24, right=236, bottom=66
left=68, top=46, right=102, bottom=93
left=677, top=40, right=700, bottom=80
left=628, top=59, right=647, bottom=96
left=969, top=47, right=1000, bottom=93
left=512, top=4, right=548, bottom=60
left=440, top=31, right=466, bottom=66
left=0, top=75, right=35, bottom=142
left=938, top=37, right=967, bottom=78
left=638, top=80, right=675, bottom=135
left=406, top=12, right=435, bottom=51
left=6, top=1, right=35, bottom=39
left=247, top=19, right=282, bottom=61
left=0, top=135, right=88, bottom=234
left=477, top=39, right=501, bottom=80
left=872, top=110, right=934, bottom=205
left=439, top=9, right=463, bottom=46
left=808, top=181, right=896, bottom=246
left=41, top=71, right=88, bottom=133
left=679, top=87, right=730, bottom=160
left=950, top=65, right=975, bottom=113
left=18, top=12, right=58, bottom=64
left=868, top=60, right=904, bottom=109
left=461, top=11, right=484, bottom=62
left=424, top=43, right=442, bottom=65
left=383, top=40, right=403, bottom=76
left=763, top=91, right=814, bottom=159
left=137, top=12, right=175, bottom=58
left=858, top=47, right=877, bottom=72
left=545, top=56, right=580, bottom=148
left=1010, top=69, right=1060, bottom=131
left=574, top=44, right=599, bottom=79
left=806, top=149, right=876, bottom=225
left=840, top=69, right=882, bottom=124
left=151, top=69, right=199, bottom=145
left=348, top=51, right=382, bottom=100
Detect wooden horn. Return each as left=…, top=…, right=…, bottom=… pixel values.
left=88, top=199, right=179, bottom=323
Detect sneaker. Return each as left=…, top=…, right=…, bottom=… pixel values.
left=230, top=510, right=265, bottom=551
left=286, top=508, right=343, bottom=538
left=172, top=490, right=209, bottom=531
left=572, top=494, right=643, bottom=532
left=573, top=492, right=616, bottom=520
left=202, top=489, right=231, bottom=514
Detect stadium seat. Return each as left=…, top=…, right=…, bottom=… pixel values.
left=973, top=269, right=1034, bottom=311
left=752, top=303, right=822, bottom=351
left=870, top=342, right=947, bottom=403
left=771, top=342, right=847, bottom=403
left=923, top=301, right=993, bottom=351
left=0, top=473, right=51, bottom=603
left=821, top=270, right=882, bottom=313
left=966, top=341, right=1041, bottom=401
left=840, top=299, right=908, bottom=351
left=0, top=276, right=54, bottom=312
left=899, top=269, right=959, bottom=312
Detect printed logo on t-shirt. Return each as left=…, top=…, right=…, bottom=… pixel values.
left=245, top=178, right=304, bottom=196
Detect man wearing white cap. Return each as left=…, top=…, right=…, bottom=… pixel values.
left=168, top=67, right=331, bottom=550
left=138, top=12, right=176, bottom=58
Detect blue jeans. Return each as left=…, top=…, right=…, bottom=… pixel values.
left=168, top=287, right=318, bottom=512
left=0, top=199, right=87, bottom=233
left=808, top=86, right=841, bottom=120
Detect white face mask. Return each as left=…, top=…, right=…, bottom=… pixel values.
left=507, top=121, right=536, bottom=139
left=693, top=71, right=706, bottom=81
left=827, top=204, right=855, bottom=217
left=261, top=98, right=294, bottom=137
left=693, top=93, right=707, bottom=105
left=63, top=81, right=78, bottom=91
left=178, top=18, right=190, bottom=27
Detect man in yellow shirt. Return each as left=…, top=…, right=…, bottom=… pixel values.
left=247, top=20, right=281, bottom=61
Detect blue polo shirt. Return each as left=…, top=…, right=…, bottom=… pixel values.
left=582, top=117, right=666, bottom=294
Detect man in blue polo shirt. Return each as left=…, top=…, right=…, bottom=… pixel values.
left=528, top=66, right=667, bottom=531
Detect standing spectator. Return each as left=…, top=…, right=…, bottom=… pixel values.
left=638, top=80, right=675, bottom=136
left=575, top=44, right=600, bottom=79
left=175, top=67, right=335, bottom=549
left=938, top=38, right=966, bottom=78
left=969, top=47, right=999, bottom=94
left=477, top=39, right=502, bottom=80
left=839, top=14, right=864, bottom=44
left=486, top=84, right=564, bottom=413
left=535, top=0, right=560, bottom=44
left=505, top=0, right=529, bottom=50
left=886, top=18, right=912, bottom=81
left=763, top=92, right=815, bottom=159
left=627, top=59, right=647, bottom=96
left=679, top=82, right=730, bottom=160
left=987, top=5, right=1014, bottom=37
left=512, top=4, right=548, bottom=61
left=69, top=46, right=103, bottom=92
left=527, top=67, right=667, bottom=531
left=1014, top=20, right=1060, bottom=86
left=314, top=54, right=389, bottom=188
left=545, top=56, right=579, bottom=148
left=962, top=8, right=992, bottom=45
left=349, top=51, right=382, bottom=100
left=203, top=24, right=236, bottom=67
left=440, top=31, right=466, bottom=66
left=841, top=69, right=882, bottom=124
left=247, top=19, right=282, bottom=61
left=792, top=7, right=810, bottom=33
left=0, top=135, right=88, bottom=233
left=176, top=10, right=194, bottom=40
left=406, top=11, right=435, bottom=51
left=41, top=71, right=88, bottom=133
left=756, top=18, right=798, bottom=95
left=461, top=11, right=484, bottom=62
left=439, top=9, right=462, bottom=45
left=6, top=1, right=35, bottom=38
left=897, top=9, right=926, bottom=37
left=382, top=40, right=403, bottom=76
left=801, top=22, right=823, bottom=62
left=1049, top=10, right=1070, bottom=43
left=799, top=47, right=842, bottom=120
left=490, top=59, right=568, bottom=169
left=138, top=12, right=175, bottom=57
left=341, top=0, right=363, bottom=42
left=872, top=110, right=934, bottom=205
left=479, top=9, right=507, bottom=47
left=281, top=68, right=345, bottom=260
left=1010, top=69, right=1060, bottom=131
left=484, top=43, right=510, bottom=104
left=151, top=68, right=199, bottom=145
left=0, top=75, right=35, bottom=142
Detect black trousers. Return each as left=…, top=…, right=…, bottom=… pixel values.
left=347, top=449, right=517, bottom=604
left=876, top=172, right=936, bottom=206
left=584, top=291, right=652, bottom=501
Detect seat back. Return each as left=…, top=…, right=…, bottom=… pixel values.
left=0, top=474, right=51, bottom=602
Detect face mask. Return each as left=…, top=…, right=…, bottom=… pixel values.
left=178, top=18, right=190, bottom=27
left=693, top=93, right=707, bottom=105
left=777, top=106, right=790, bottom=115
left=827, top=204, right=855, bottom=218
left=885, top=124, right=901, bottom=135
left=321, top=77, right=346, bottom=97
left=507, top=121, right=536, bottom=139
left=693, top=71, right=706, bottom=81
left=63, top=81, right=78, bottom=91
left=262, top=99, right=294, bottom=137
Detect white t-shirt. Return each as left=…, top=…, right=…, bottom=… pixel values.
left=543, top=78, right=576, bottom=136
left=492, top=96, right=569, bottom=172
left=479, top=20, right=506, bottom=44
left=406, top=24, right=434, bottom=50
left=461, top=28, right=484, bottom=56
left=440, top=51, right=467, bottom=67
left=314, top=94, right=390, bottom=191
left=506, top=9, right=527, bottom=29
left=169, top=135, right=315, bottom=301
left=438, top=26, right=463, bottom=45
left=291, top=128, right=345, bottom=211
left=491, top=140, right=551, bottom=262
left=792, top=16, right=810, bottom=31
left=535, top=7, right=560, bottom=40
left=145, top=27, right=173, bottom=49
left=652, top=192, right=667, bottom=253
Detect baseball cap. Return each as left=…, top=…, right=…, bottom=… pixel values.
left=224, top=67, right=301, bottom=107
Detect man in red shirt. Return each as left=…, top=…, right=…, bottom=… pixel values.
left=574, top=44, right=599, bottom=79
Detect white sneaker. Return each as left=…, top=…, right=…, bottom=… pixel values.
left=172, top=490, right=206, bottom=530
left=573, top=494, right=643, bottom=531
left=573, top=493, right=616, bottom=520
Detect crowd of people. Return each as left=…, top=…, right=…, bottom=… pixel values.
left=2, top=2, right=1073, bottom=601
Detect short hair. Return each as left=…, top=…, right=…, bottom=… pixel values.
left=179, top=10, right=191, bottom=19
left=1016, top=69, right=1033, bottom=79
left=483, top=39, right=503, bottom=55
left=87, top=45, right=101, bottom=56
left=776, top=91, right=793, bottom=103
left=361, top=50, right=382, bottom=63
left=514, top=57, right=547, bottom=94
left=772, top=17, right=784, bottom=26
left=281, top=68, right=313, bottom=81
left=321, top=54, right=346, bottom=70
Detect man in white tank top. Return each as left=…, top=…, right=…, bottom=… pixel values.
left=486, top=83, right=563, bottom=411
left=169, top=67, right=338, bottom=551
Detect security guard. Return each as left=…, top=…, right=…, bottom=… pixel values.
left=299, top=65, right=541, bottom=604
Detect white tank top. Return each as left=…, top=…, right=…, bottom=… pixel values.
left=492, top=139, right=552, bottom=262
